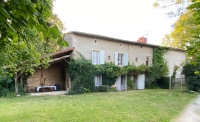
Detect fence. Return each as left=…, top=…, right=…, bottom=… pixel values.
left=172, top=77, right=188, bottom=91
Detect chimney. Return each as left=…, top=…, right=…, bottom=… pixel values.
left=137, top=37, right=147, bottom=43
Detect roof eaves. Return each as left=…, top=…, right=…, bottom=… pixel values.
left=65, top=31, right=185, bottom=52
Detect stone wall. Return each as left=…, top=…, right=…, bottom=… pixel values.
left=26, top=63, right=65, bottom=92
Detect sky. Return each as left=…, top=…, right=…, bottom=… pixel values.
left=53, top=0, right=174, bottom=45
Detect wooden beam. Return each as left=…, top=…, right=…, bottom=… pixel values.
left=48, top=55, right=70, bottom=63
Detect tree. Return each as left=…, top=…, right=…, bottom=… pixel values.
left=186, top=0, right=200, bottom=62
left=161, top=10, right=198, bottom=49
left=0, top=0, right=68, bottom=95
left=0, top=0, right=67, bottom=46
left=153, top=0, right=191, bottom=17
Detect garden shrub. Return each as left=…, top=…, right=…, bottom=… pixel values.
left=182, top=63, right=200, bottom=92
left=156, top=77, right=170, bottom=89
left=0, top=75, right=15, bottom=97
left=101, top=62, right=120, bottom=86
left=94, top=85, right=109, bottom=92
left=69, top=58, right=96, bottom=92
left=127, top=75, right=134, bottom=90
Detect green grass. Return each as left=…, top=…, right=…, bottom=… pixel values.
left=0, top=88, right=196, bottom=122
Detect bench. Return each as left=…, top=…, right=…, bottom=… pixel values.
left=36, top=86, right=57, bottom=92
left=39, top=87, right=54, bottom=92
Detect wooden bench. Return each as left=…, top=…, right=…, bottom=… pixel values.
left=39, top=87, right=54, bottom=92
left=36, top=86, right=57, bottom=92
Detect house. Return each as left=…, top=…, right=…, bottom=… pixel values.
left=26, top=31, right=186, bottom=92
left=63, top=31, right=186, bottom=91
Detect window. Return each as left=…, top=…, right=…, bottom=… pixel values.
left=115, top=52, right=128, bottom=66
left=92, top=50, right=99, bottom=64
left=165, top=61, right=169, bottom=66
left=92, top=50, right=104, bottom=65
left=94, top=39, right=97, bottom=44
left=135, top=58, right=138, bottom=62
left=108, top=55, right=111, bottom=60
left=94, top=75, right=102, bottom=86
left=146, top=57, right=149, bottom=66
left=118, top=53, right=123, bottom=65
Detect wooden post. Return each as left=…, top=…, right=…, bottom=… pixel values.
left=169, top=75, right=171, bottom=90
left=14, top=73, right=19, bottom=95
left=65, top=68, right=68, bottom=91
left=181, top=75, right=183, bottom=92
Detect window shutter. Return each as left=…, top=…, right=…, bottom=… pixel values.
left=124, top=53, right=128, bottom=66
left=115, top=52, right=118, bottom=65
left=92, top=50, right=94, bottom=64
left=100, top=50, right=105, bottom=64
left=125, top=75, right=127, bottom=91
left=116, top=76, right=121, bottom=91
left=100, top=75, right=102, bottom=86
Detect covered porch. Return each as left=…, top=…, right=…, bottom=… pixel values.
left=26, top=47, right=75, bottom=93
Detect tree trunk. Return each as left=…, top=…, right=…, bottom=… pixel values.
left=20, top=75, right=23, bottom=87
left=14, top=73, right=19, bottom=95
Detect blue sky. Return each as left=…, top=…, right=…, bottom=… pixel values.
left=53, top=0, right=174, bottom=45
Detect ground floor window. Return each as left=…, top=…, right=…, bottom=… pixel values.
left=94, top=75, right=102, bottom=86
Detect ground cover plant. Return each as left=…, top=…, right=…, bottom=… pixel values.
left=0, top=88, right=196, bottom=122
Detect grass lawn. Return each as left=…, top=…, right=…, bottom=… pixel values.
left=0, top=88, right=196, bottom=122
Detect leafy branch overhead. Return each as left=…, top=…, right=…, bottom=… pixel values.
left=0, top=0, right=67, bottom=46
left=0, top=0, right=68, bottom=95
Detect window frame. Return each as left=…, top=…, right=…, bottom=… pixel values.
left=92, top=50, right=100, bottom=65
left=94, top=75, right=102, bottom=86
left=115, top=52, right=128, bottom=66
left=118, top=53, right=124, bottom=66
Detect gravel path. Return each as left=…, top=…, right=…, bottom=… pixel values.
left=173, top=94, right=200, bottom=122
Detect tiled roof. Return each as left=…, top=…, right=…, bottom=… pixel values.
left=48, top=47, right=75, bottom=58
left=65, top=31, right=184, bottom=52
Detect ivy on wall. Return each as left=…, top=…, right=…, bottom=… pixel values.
left=146, top=47, right=169, bottom=87
left=69, top=47, right=169, bottom=93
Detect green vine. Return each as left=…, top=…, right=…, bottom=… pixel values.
left=146, top=47, right=169, bottom=88
left=69, top=47, right=169, bottom=93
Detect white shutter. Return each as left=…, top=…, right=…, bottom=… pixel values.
left=124, top=53, right=128, bottom=66
left=115, top=52, right=118, bottom=65
left=94, top=75, right=99, bottom=86
left=116, top=76, right=121, bottom=91
left=125, top=75, right=127, bottom=91
left=100, top=75, right=102, bottom=86
left=92, top=51, right=94, bottom=64
left=100, top=50, right=105, bottom=64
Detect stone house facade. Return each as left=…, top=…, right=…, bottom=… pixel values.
left=26, top=31, right=186, bottom=92
left=64, top=31, right=186, bottom=91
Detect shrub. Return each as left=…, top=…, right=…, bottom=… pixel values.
left=69, top=58, right=96, bottom=91
left=108, top=87, right=117, bottom=92
left=94, top=85, right=109, bottom=92
left=127, top=75, right=134, bottom=90
left=0, top=75, right=15, bottom=97
left=182, top=63, right=200, bottom=92
left=156, top=77, right=170, bottom=89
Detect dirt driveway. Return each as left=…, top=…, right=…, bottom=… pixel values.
left=173, top=94, right=200, bottom=122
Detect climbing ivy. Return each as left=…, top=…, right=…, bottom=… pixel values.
left=146, top=47, right=169, bottom=87
left=69, top=47, right=169, bottom=93
left=69, top=58, right=150, bottom=94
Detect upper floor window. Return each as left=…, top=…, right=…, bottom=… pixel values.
left=94, top=39, right=97, bottom=44
left=115, top=52, right=128, bottom=66
left=146, top=57, right=150, bottom=66
left=92, top=50, right=104, bottom=65
left=118, top=53, right=123, bottom=65
left=92, top=50, right=99, bottom=64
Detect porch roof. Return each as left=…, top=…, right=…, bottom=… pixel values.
left=49, top=47, right=75, bottom=58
